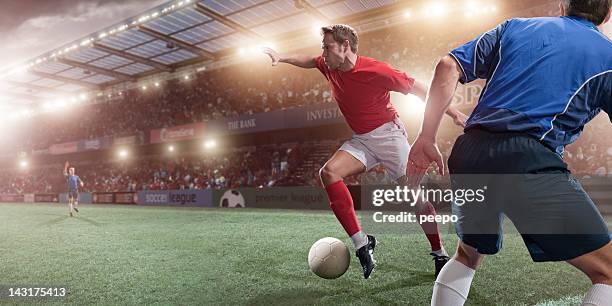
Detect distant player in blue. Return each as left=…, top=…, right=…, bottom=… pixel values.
left=408, top=1, right=612, bottom=305
left=63, top=161, right=84, bottom=217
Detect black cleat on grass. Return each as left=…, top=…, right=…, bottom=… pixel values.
left=431, top=252, right=450, bottom=278
left=355, top=235, right=377, bottom=279
left=74, top=207, right=79, bottom=213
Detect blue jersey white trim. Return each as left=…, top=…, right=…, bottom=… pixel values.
left=450, top=16, right=612, bottom=155
left=540, top=70, right=612, bottom=140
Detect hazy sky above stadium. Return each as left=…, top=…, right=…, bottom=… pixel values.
left=0, top=0, right=167, bottom=69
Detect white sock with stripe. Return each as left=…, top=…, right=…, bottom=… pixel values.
left=431, top=258, right=475, bottom=306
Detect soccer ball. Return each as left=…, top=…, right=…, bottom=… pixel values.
left=219, top=189, right=245, bottom=208
left=308, top=237, right=350, bottom=279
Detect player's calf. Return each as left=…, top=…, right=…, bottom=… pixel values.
left=567, top=242, right=612, bottom=306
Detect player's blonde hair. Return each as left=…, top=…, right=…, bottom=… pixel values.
left=321, top=24, right=359, bottom=53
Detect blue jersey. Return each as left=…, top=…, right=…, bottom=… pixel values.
left=450, top=16, right=612, bottom=155
left=67, top=175, right=81, bottom=191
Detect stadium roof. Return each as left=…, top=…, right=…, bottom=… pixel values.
left=0, top=0, right=403, bottom=109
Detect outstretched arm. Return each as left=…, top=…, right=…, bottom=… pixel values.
left=407, top=55, right=463, bottom=185
left=411, top=81, right=468, bottom=128
left=262, top=47, right=317, bottom=69
left=63, top=161, right=69, bottom=176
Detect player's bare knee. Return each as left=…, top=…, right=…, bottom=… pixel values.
left=455, top=242, right=484, bottom=269
left=319, top=164, right=341, bottom=186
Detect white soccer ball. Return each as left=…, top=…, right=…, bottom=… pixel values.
left=308, top=237, right=350, bottom=279
left=220, top=189, right=245, bottom=208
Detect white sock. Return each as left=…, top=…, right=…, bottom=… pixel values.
left=432, top=247, right=448, bottom=257
left=69, top=203, right=73, bottom=213
left=431, top=258, right=475, bottom=306
left=582, top=284, right=612, bottom=306
left=350, top=231, right=368, bottom=249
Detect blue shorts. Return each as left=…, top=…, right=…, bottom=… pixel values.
left=68, top=190, right=79, bottom=200
left=448, top=129, right=610, bottom=262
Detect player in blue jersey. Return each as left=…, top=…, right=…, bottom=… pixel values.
left=63, top=161, right=84, bottom=217
left=408, top=1, right=611, bottom=305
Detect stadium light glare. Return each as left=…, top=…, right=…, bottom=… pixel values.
left=391, top=92, right=425, bottom=118
left=184, top=75, right=190, bottom=80
left=142, top=85, right=148, bottom=91
left=79, top=93, right=87, bottom=101
left=238, top=48, right=245, bottom=55
left=313, top=23, right=324, bottom=35
left=263, top=42, right=275, bottom=49
left=21, top=109, right=31, bottom=117
left=404, top=95, right=426, bottom=117
left=19, top=160, right=28, bottom=168
left=465, top=1, right=478, bottom=11
left=204, top=139, right=217, bottom=149
left=154, top=82, right=160, bottom=87
left=54, top=99, right=67, bottom=108
left=404, top=10, right=412, bottom=18
left=248, top=46, right=259, bottom=54
left=118, top=149, right=128, bottom=158
left=423, top=2, right=447, bottom=17
left=168, top=145, right=175, bottom=152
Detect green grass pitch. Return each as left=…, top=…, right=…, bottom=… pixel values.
left=0, top=203, right=604, bottom=305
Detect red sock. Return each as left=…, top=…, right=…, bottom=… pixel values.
left=416, top=201, right=443, bottom=252
left=325, top=180, right=360, bottom=236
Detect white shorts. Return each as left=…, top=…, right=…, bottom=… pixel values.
left=339, top=117, right=410, bottom=181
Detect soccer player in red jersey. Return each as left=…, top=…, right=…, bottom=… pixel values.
left=264, top=24, right=467, bottom=279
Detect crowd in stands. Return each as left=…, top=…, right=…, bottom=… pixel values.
left=3, top=1, right=611, bottom=194
left=4, top=117, right=611, bottom=195
left=0, top=142, right=309, bottom=194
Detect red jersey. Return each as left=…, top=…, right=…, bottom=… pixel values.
left=315, top=55, right=414, bottom=134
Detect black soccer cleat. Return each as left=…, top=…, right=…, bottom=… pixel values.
left=355, top=235, right=377, bottom=279
left=74, top=207, right=79, bottom=213
left=431, top=252, right=450, bottom=278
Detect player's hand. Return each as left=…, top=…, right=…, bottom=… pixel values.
left=407, top=135, right=445, bottom=186
left=261, top=47, right=281, bottom=66
left=453, top=111, right=469, bottom=128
